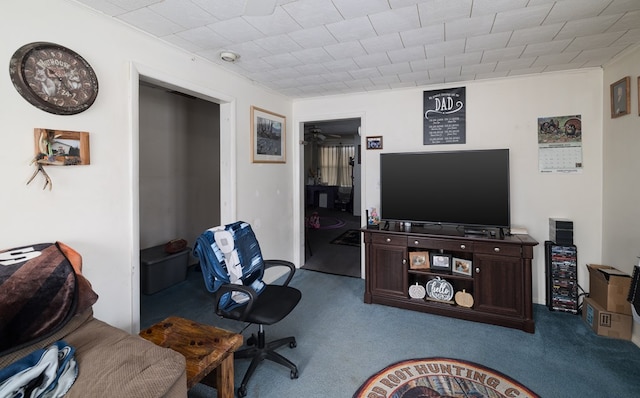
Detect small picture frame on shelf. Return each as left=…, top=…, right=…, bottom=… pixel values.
left=429, top=252, right=452, bottom=272
left=409, top=251, right=430, bottom=270
left=452, top=257, right=472, bottom=276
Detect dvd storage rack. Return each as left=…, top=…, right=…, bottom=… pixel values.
left=545, top=241, right=578, bottom=313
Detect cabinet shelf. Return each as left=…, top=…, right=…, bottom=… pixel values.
left=363, top=228, right=538, bottom=333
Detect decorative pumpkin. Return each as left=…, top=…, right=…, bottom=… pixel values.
left=455, top=289, right=474, bottom=308
left=409, top=282, right=426, bottom=299
left=425, top=277, right=454, bottom=301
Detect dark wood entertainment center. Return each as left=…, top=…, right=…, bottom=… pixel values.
left=362, top=225, right=538, bottom=333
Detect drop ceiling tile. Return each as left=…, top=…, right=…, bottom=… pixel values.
left=323, top=58, right=359, bottom=72
left=191, top=0, right=244, bottom=20
left=360, top=33, right=404, bottom=54
left=333, top=0, right=390, bottom=18
left=349, top=67, right=382, bottom=79
left=398, top=70, right=430, bottom=83
left=290, top=47, right=334, bottom=63
left=149, top=0, right=217, bottom=29
left=508, top=23, right=563, bottom=46
left=236, top=58, right=274, bottom=73
left=345, top=78, right=376, bottom=89
left=607, top=10, right=640, bottom=31
left=369, top=6, right=421, bottom=36
left=282, top=0, right=343, bottom=28
left=508, top=65, right=547, bottom=76
left=555, top=14, right=624, bottom=39
left=522, top=39, right=571, bottom=57
left=270, top=78, right=300, bottom=89
left=324, top=41, right=367, bottom=59
left=162, top=34, right=206, bottom=52
left=103, top=0, right=161, bottom=12
left=425, top=38, right=465, bottom=58
left=410, top=57, right=445, bottom=71
left=369, top=75, right=400, bottom=85
left=475, top=70, right=509, bottom=80
left=418, top=0, right=472, bottom=25
left=471, top=0, right=528, bottom=17
left=544, top=0, right=609, bottom=24
left=223, top=41, right=271, bottom=59
left=287, top=26, right=338, bottom=48
left=296, top=74, right=328, bottom=86
left=400, top=25, right=445, bottom=47
left=207, top=18, right=265, bottom=43
left=118, top=8, right=184, bottom=36
left=565, top=32, right=625, bottom=52
left=494, top=57, right=537, bottom=72
left=461, top=62, right=497, bottom=75
left=262, top=53, right=303, bottom=68
left=75, top=0, right=127, bottom=16
left=387, top=46, right=426, bottom=63
left=353, top=52, right=391, bottom=68
left=466, top=31, right=512, bottom=52
left=492, top=4, right=553, bottom=33
left=532, top=51, right=581, bottom=67
left=326, top=16, right=377, bottom=42
left=389, top=80, right=422, bottom=90
left=177, top=26, right=230, bottom=50
left=572, top=45, right=630, bottom=64
left=445, top=51, right=483, bottom=67
left=445, top=14, right=494, bottom=41
left=321, top=71, right=354, bottom=83
left=295, top=64, right=331, bottom=75
left=612, top=28, right=640, bottom=46
left=602, top=0, right=640, bottom=15
left=378, top=62, right=412, bottom=76
left=544, top=62, right=590, bottom=72
left=267, top=67, right=303, bottom=80
left=243, top=7, right=301, bottom=36
left=482, top=45, right=525, bottom=62
left=428, top=66, right=462, bottom=79
left=254, top=34, right=303, bottom=54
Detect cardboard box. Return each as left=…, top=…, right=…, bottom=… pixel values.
left=587, top=264, right=632, bottom=315
left=582, top=297, right=632, bottom=340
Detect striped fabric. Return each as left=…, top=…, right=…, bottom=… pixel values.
left=0, top=243, right=78, bottom=355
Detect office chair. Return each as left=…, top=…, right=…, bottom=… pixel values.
left=193, top=221, right=301, bottom=397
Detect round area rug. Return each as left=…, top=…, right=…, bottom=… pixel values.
left=354, top=357, right=539, bottom=398
left=317, top=216, right=346, bottom=229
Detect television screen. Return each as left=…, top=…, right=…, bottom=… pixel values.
left=380, top=149, right=510, bottom=229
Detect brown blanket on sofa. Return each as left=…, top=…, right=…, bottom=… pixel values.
left=0, top=309, right=187, bottom=398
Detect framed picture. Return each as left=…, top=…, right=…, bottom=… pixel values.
left=33, top=128, right=90, bottom=166
left=452, top=257, right=472, bottom=276
left=429, top=252, right=452, bottom=272
left=366, top=136, right=383, bottom=150
left=251, top=106, right=286, bottom=163
left=610, top=76, right=630, bottom=118
left=409, top=251, right=430, bottom=270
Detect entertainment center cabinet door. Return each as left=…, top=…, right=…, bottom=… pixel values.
left=473, top=252, right=525, bottom=318
left=366, top=233, right=408, bottom=300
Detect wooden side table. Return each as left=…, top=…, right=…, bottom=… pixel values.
left=140, top=316, right=243, bottom=397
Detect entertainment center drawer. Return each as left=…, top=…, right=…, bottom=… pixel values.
left=408, top=237, right=474, bottom=253
left=474, top=242, right=522, bottom=257
left=371, top=234, right=405, bottom=246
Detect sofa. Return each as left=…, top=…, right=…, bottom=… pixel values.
left=0, top=242, right=187, bottom=397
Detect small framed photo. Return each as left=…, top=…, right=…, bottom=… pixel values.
left=251, top=106, right=286, bottom=163
left=429, top=252, right=452, bottom=272
left=610, top=76, right=630, bottom=118
left=366, top=136, right=383, bottom=150
left=452, top=257, right=472, bottom=276
left=409, top=251, right=430, bottom=270
left=34, top=128, right=90, bottom=166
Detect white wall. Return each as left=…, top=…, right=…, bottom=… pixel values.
left=294, top=69, right=604, bottom=305
left=602, top=46, right=640, bottom=346
left=139, top=84, right=220, bottom=250
left=1, top=0, right=292, bottom=331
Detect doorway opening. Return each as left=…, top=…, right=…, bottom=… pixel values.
left=301, top=118, right=361, bottom=278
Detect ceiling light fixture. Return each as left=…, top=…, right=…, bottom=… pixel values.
left=220, top=51, right=239, bottom=63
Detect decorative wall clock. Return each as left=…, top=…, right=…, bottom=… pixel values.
left=9, top=42, right=98, bottom=115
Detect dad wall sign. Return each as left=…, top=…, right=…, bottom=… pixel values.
left=423, top=87, right=466, bottom=145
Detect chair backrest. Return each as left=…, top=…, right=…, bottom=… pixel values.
left=193, top=221, right=265, bottom=311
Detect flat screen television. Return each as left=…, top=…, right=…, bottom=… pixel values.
left=380, top=149, right=510, bottom=231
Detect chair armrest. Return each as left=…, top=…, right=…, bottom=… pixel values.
left=214, top=283, right=259, bottom=321
left=264, top=259, right=296, bottom=287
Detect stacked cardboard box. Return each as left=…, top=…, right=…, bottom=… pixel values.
left=582, top=264, right=632, bottom=340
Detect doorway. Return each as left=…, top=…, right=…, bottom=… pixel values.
left=301, top=118, right=362, bottom=278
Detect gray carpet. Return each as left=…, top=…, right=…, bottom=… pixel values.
left=141, top=267, right=640, bottom=398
